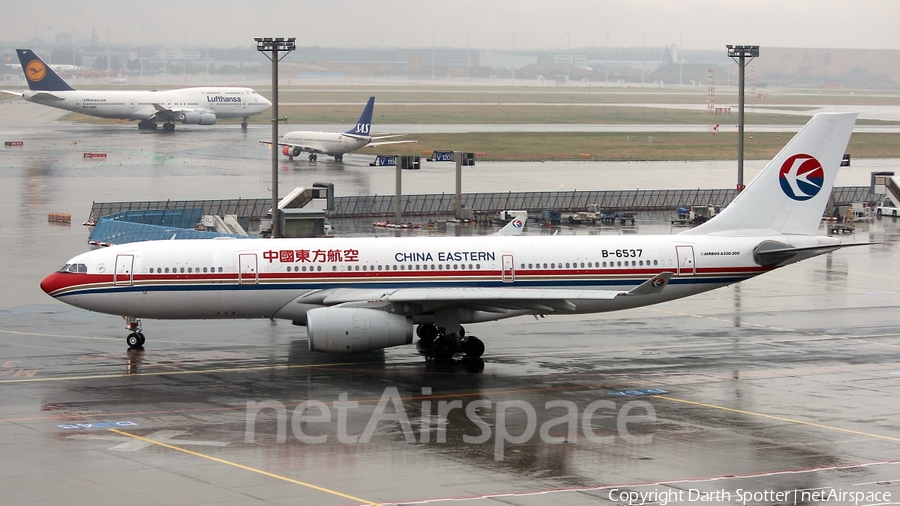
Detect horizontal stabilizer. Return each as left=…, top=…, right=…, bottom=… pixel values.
left=753, top=240, right=872, bottom=267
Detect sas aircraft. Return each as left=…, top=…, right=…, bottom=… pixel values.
left=42, top=113, right=862, bottom=359
left=263, top=96, right=414, bottom=161
left=1, top=49, right=271, bottom=131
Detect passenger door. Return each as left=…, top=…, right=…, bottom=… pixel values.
left=501, top=254, right=515, bottom=283
left=114, top=255, right=134, bottom=286
left=239, top=253, right=258, bottom=284
left=676, top=245, right=695, bottom=276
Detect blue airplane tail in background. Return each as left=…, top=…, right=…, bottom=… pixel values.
left=16, top=49, right=75, bottom=92
left=344, top=96, right=375, bottom=136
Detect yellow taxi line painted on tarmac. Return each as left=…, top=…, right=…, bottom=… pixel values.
left=653, top=395, right=900, bottom=444
left=109, top=429, right=381, bottom=505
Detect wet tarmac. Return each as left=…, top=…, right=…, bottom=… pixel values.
left=1, top=104, right=900, bottom=505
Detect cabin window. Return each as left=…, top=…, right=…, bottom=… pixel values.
left=551, top=263, right=555, bottom=268
left=565, top=263, right=570, bottom=268
left=165, top=268, right=170, bottom=273
left=149, top=268, right=155, bottom=273
left=180, top=268, right=185, bottom=273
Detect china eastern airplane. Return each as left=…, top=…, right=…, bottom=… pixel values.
left=42, top=113, right=862, bottom=358
left=262, top=96, right=415, bottom=161
left=1, top=49, right=271, bottom=131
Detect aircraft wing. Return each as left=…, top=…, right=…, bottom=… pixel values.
left=302, top=272, right=673, bottom=313
left=148, top=103, right=188, bottom=121
left=258, top=140, right=325, bottom=155
left=365, top=139, right=418, bottom=148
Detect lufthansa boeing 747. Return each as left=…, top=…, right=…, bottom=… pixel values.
left=2, top=49, right=271, bottom=131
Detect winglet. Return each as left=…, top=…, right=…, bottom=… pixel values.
left=493, top=212, right=527, bottom=236
left=15, top=49, right=75, bottom=92
left=624, top=272, right=673, bottom=296
left=344, top=96, right=375, bottom=136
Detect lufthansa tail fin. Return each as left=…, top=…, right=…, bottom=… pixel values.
left=16, top=49, right=75, bottom=92
left=681, top=112, right=856, bottom=237
left=344, top=96, right=375, bottom=137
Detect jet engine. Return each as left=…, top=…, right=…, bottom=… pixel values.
left=282, top=146, right=291, bottom=156
left=178, top=112, right=216, bottom=125
left=282, top=146, right=303, bottom=157
left=306, top=307, right=413, bottom=353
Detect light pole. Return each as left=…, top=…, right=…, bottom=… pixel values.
left=431, top=32, right=435, bottom=79
left=72, top=28, right=77, bottom=66
left=511, top=32, right=515, bottom=81
left=106, top=27, right=110, bottom=78
left=727, top=45, right=759, bottom=193
left=256, top=37, right=296, bottom=238
left=139, top=29, right=143, bottom=79
left=679, top=33, right=683, bottom=86
left=605, top=32, right=609, bottom=86
left=466, top=31, right=470, bottom=80
left=641, top=32, right=645, bottom=85
left=566, top=31, right=571, bottom=81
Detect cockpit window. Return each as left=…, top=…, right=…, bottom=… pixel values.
left=59, top=263, right=87, bottom=273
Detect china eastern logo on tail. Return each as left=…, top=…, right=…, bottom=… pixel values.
left=25, top=60, right=46, bottom=81
left=779, top=153, right=824, bottom=201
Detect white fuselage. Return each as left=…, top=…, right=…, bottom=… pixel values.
left=23, top=87, right=270, bottom=121
left=281, top=131, right=370, bottom=156
left=41, top=233, right=836, bottom=324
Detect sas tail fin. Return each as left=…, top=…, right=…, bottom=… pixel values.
left=681, top=112, right=856, bottom=237
left=344, top=96, right=375, bottom=137
left=16, top=49, right=74, bottom=92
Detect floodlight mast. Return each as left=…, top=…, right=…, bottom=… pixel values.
left=256, top=37, right=296, bottom=238
left=727, top=45, right=759, bottom=193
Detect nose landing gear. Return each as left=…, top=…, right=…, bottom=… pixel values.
left=124, top=317, right=145, bottom=348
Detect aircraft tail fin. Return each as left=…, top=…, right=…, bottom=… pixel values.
left=681, top=112, right=857, bottom=237
left=344, top=96, right=375, bottom=136
left=493, top=212, right=527, bottom=236
left=16, top=49, right=74, bottom=92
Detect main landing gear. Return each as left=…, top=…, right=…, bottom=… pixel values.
left=162, top=122, right=176, bottom=132
left=415, top=324, right=484, bottom=360
left=137, top=120, right=158, bottom=130
left=308, top=154, right=318, bottom=162
left=241, top=117, right=249, bottom=129
left=124, top=317, right=145, bottom=349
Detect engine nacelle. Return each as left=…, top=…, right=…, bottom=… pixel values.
left=307, top=307, right=413, bottom=353
left=179, top=111, right=201, bottom=124
left=282, top=145, right=291, bottom=156
left=177, top=112, right=216, bottom=125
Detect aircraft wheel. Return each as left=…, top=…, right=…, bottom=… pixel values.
left=432, top=335, right=457, bottom=360
left=137, top=333, right=146, bottom=347
left=460, top=336, right=484, bottom=358
left=308, top=154, right=315, bottom=161
left=127, top=332, right=142, bottom=348
left=241, top=121, right=248, bottom=129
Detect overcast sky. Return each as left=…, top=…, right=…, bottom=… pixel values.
left=1, top=0, right=897, bottom=52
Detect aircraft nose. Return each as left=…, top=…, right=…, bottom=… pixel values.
left=40, top=272, right=65, bottom=296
